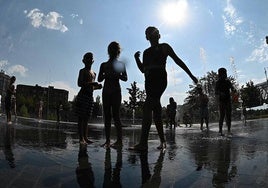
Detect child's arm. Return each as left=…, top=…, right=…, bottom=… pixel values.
left=77, top=69, right=84, bottom=87
left=134, top=51, right=144, bottom=73
left=166, top=44, right=198, bottom=84
left=97, top=64, right=105, bottom=82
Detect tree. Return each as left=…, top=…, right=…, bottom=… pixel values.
left=240, top=81, right=262, bottom=108
left=123, top=81, right=146, bottom=120
left=92, top=95, right=102, bottom=118
left=19, top=104, right=29, bottom=117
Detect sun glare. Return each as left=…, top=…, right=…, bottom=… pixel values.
left=160, top=0, right=188, bottom=26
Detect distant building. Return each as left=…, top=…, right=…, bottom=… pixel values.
left=0, top=70, right=11, bottom=97
left=0, top=70, right=11, bottom=112
left=16, top=84, right=69, bottom=118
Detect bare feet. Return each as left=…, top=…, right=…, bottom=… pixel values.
left=85, top=138, right=94, bottom=144
left=79, top=140, right=87, bottom=145
left=157, top=142, right=166, bottom=150
left=101, top=142, right=110, bottom=148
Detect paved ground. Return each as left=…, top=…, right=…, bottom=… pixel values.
left=0, top=116, right=267, bottom=188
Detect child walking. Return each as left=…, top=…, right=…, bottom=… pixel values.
left=130, top=26, right=198, bottom=151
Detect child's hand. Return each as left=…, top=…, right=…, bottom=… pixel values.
left=134, top=51, right=141, bottom=59
left=93, top=83, right=102, bottom=90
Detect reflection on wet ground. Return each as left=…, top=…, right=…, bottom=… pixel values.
left=0, top=116, right=267, bottom=187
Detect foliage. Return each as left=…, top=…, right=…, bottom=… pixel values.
left=19, top=104, right=29, bottom=117
left=240, top=81, right=262, bottom=108
left=92, top=95, right=102, bottom=118
left=123, top=81, right=146, bottom=119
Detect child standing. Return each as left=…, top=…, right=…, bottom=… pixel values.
left=76, top=52, right=102, bottom=144
left=98, top=41, right=128, bottom=149
left=197, top=87, right=209, bottom=131
left=215, top=68, right=236, bottom=136
left=166, top=97, right=177, bottom=128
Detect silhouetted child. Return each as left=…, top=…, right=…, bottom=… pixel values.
left=76, top=52, right=102, bottom=145
left=5, top=76, right=16, bottom=124
left=215, top=68, right=236, bottom=136
left=166, top=97, right=177, bottom=128
left=130, top=26, right=198, bottom=151
left=197, top=87, right=209, bottom=131
left=98, top=41, right=128, bottom=149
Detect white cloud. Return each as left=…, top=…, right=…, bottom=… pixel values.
left=0, top=60, right=28, bottom=77
left=222, top=0, right=243, bottom=36
left=46, top=81, right=77, bottom=101
left=246, top=42, right=268, bottom=63
left=7, top=65, right=28, bottom=77
left=25, top=8, right=68, bottom=32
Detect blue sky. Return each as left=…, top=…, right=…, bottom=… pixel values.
left=0, top=0, right=267, bottom=106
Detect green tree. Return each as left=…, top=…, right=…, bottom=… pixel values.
left=123, top=81, right=146, bottom=120
left=240, top=81, right=262, bottom=108
left=92, top=95, right=102, bottom=118
left=19, top=104, right=29, bottom=117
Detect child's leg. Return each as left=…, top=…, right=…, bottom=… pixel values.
left=205, top=117, right=209, bottom=129
left=153, top=98, right=165, bottom=144
left=112, top=93, right=123, bottom=143
left=219, top=103, right=225, bottom=134
left=139, top=98, right=153, bottom=146
left=226, top=102, right=232, bottom=132
left=103, top=96, right=112, bottom=145
left=200, top=117, right=204, bottom=130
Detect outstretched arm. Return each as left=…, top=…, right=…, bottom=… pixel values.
left=134, top=51, right=144, bottom=73
left=166, top=44, right=198, bottom=84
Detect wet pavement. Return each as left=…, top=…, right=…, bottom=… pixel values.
left=0, top=116, right=267, bottom=188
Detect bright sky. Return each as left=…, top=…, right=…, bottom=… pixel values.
left=0, top=0, right=267, bottom=106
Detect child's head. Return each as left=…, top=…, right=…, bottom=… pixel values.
left=218, top=67, right=227, bottom=79
left=169, top=97, right=174, bottom=103
left=108, top=41, right=121, bottom=60
left=82, top=52, right=93, bottom=65
left=145, top=26, right=160, bottom=41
